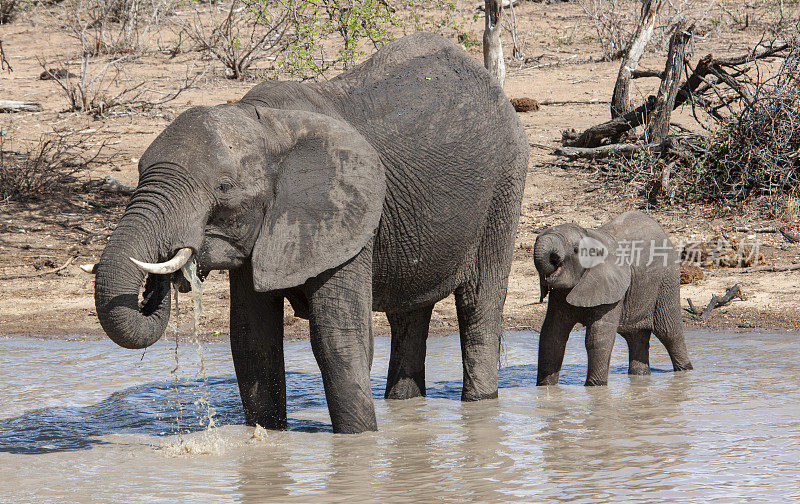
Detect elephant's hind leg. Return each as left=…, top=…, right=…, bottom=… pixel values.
left=455, top=178, right=523, bottom=401
left=621, top=330, right=651, bottom=376
left=455, top=281, right=503, bottom=401
left=653, top=276, right=693, bottom=372
left=306, top=245, right=377, bottom=434
left=385, top=305, right=434, bottom=399
left=229, top=262, right=287, bottom=429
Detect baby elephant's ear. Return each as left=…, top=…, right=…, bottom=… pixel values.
left=251, top=108, right=385, bottom=292
left=566, top=230, right=631, bottom=307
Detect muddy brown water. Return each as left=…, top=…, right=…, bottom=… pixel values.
left=1, top=331, right=799, bottom=503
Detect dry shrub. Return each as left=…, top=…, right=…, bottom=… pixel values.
left=577, top=0, right=638, bottom=60
left=39, top=53, right=202, bottom=117
left=700, top=45, right=800, bottom=202
left=602, top=39, right=800, bottom=214
left=180, top=0, right=463, bottom=80
left=62, top=0, right=176, bottom=55
left=183, top=0, right=288, bottom=80
left=0, top=131, right=111, bottom=202
left=0, top=0, right=17, bottom=24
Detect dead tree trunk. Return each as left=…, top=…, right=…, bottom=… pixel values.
left=646, top=20, right=693, bottom=144
left=611, top=0, right=663, bottom=118
left=483, top=0, right=505, bottom=87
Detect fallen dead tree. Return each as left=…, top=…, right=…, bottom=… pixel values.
left=555, top=20, right=797, bottom=206
left=741, top=264, right=800, bottom=273
left=685, top=284, right=745, bottom=319
left=561, top=38, right=790, bottom=150
left=554, top=142, right=655, bottom=160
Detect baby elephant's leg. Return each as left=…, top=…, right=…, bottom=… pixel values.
left=653, top=276, right=693, bottom=372
left=621, top=330, right=651, bottom=375
left=584, top=304, right=623, bottom=386
left=536, top=301, right=575, bottom=386
left=653, top=322, right=693, bottom=372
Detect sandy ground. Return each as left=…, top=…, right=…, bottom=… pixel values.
left=1, top=0, right=799, bottom=340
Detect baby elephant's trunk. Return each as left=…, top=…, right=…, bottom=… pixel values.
left=533, top=233, right=563, bottom=302
left=533, top=233, right=563, bottom=277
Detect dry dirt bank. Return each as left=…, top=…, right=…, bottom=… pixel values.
left=2, top=1, right=799, bottom=340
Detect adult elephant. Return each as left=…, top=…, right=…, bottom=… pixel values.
left=90, top=33, right=529, bottom=434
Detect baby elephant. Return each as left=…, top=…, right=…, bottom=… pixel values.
left=533, top=210, right=693, bottom=386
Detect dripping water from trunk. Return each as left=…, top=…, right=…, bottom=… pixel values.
left=159, top=256, right=221, bottom=456
left=181, top=258, right=218, bottom=435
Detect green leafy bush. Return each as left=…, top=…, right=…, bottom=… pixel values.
left=242, top=0, right=461, bottom=79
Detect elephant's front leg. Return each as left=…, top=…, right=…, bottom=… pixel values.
left=306, top=244, right=377, bottom=434
left=229, top=262, right=287, bottom=429
left=536, top=299, right=576, bottom=386
left=385, top=305, right=434, bottom=399
left=584, top=304, right=623, bottom=386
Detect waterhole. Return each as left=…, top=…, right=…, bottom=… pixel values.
left=1, top=331, right=799, bottom=503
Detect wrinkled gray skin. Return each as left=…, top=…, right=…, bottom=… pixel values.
left=533, top=211, right=693, bottom=386
left=93, top=33, right=528, bottom=433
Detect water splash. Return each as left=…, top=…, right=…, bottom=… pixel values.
left=158, top=428, right=231, bottom=457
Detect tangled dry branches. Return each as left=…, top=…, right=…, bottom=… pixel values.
left=0, top=131, right=114, bottom=202
left=558, top=31, right=800, bottom=211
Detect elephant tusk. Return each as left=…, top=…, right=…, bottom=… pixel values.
left=80, top=263, right=97, bottom=274
left=129, top=247, right=193, bottom=275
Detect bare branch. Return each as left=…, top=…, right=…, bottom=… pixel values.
left=685, top=285, right=744, bottom=318
left=0, top=256, right=77, bottom=281
left=0, top=39, right=11, bottom=72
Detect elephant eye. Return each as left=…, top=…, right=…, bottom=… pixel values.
left=573, top=246, right=579, bottom=254
left=217, top=181, right=233, bottom=194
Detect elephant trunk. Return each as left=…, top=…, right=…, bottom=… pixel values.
left=93, top=169, right=208, bottom=349
left=533, top=233, right=564, bottom=277
left=94, top=218, right=173, bottom=349
left=533, top=233, right=564, bottom=302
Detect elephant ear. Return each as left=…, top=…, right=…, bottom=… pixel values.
left=250, top=108, right=385, bottom=292
left=566, top=230, right=631, bottom=307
